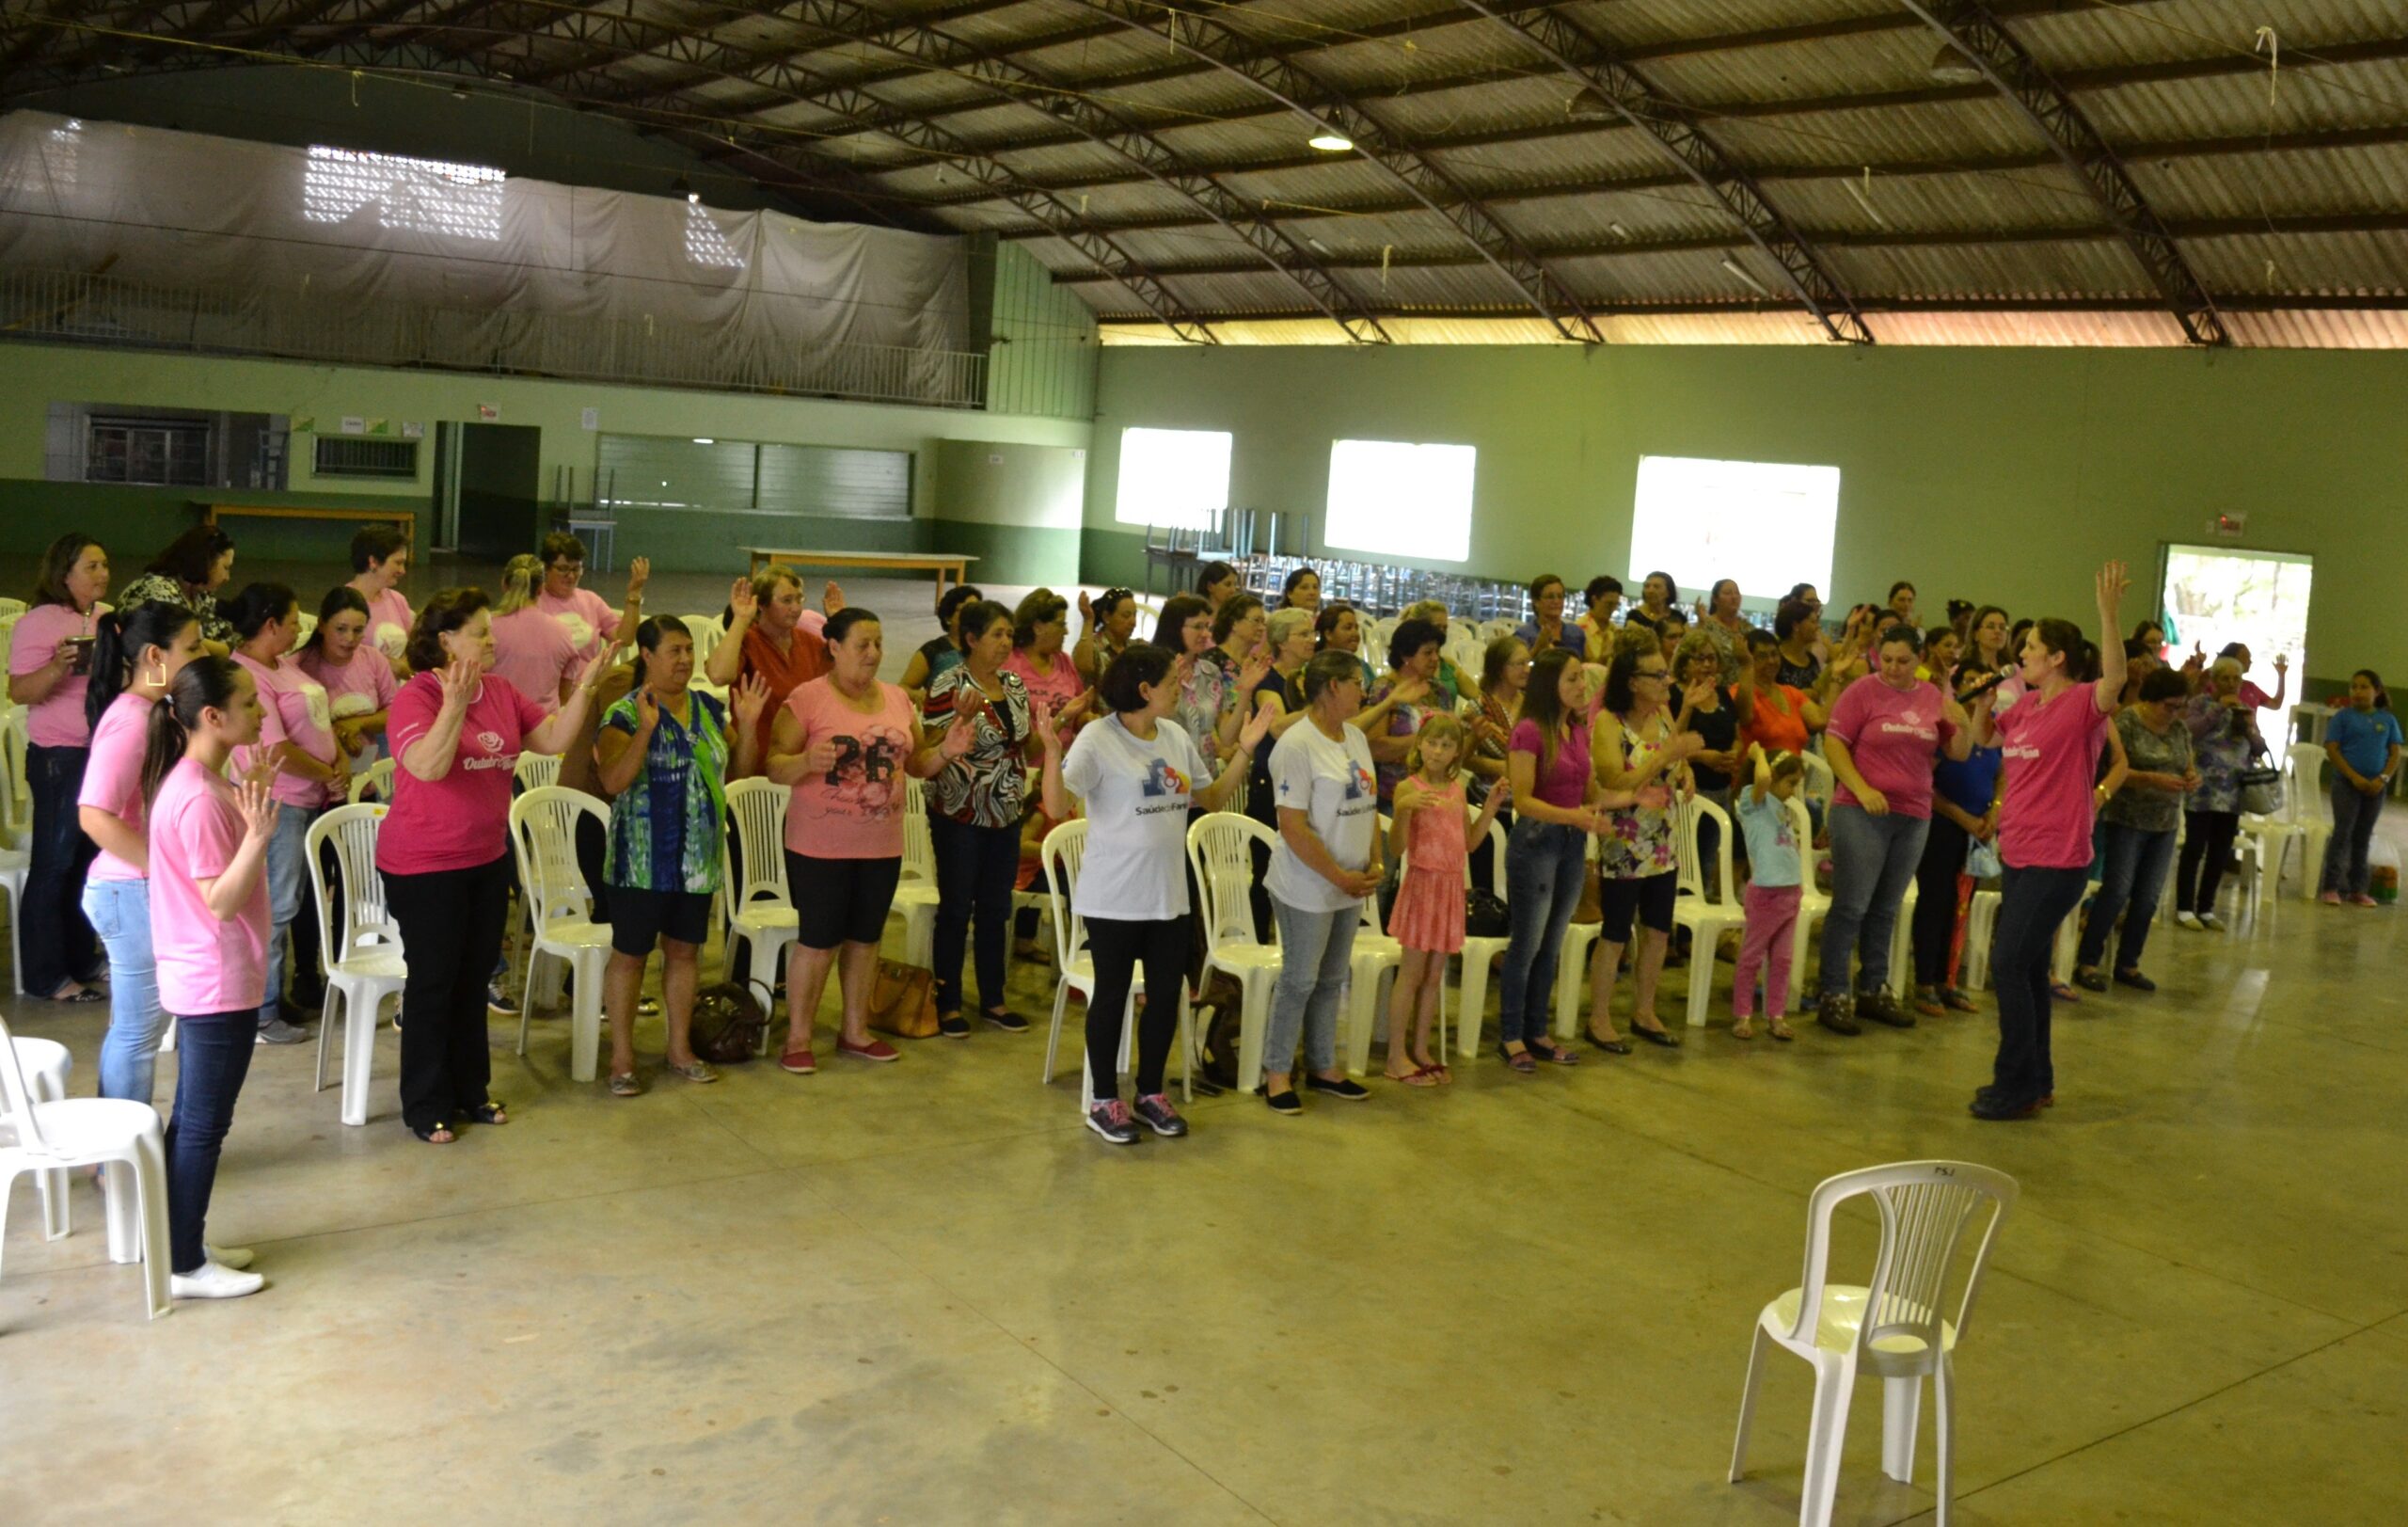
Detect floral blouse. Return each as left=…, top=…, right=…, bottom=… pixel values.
left=117, top=573, right=232, bottom=645
left=927, top=666, right=1034, bottom=830
left=1366, top=676, right=1447, bottom=810
left=1596, top=708, right=1680, bottom=880
left=1175, top=649, right=1230, bottom=769
left=2184, top=692, right=2262, bottom=814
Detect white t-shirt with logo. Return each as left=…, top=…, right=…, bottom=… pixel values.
left=1063, top=713, right=1207, bottom=923
left=1264, top=717, right=1380, bottom=914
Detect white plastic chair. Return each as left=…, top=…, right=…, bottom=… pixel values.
left=2285, top=740, right=2332, bottom=898
left=1786, top=795, right=1833, bottom=994
left=1798, top=751, right=1836, bottom=821
left=720, top=777, right=800, bottom=1012
left=513, top=752, right=562, bottom=793
left=1038, top=819, right=1190, bottom=1105
left=3, top=1027, right=71, bottom=1238
left=0, top=1011, right=173, bottom=1320
left=1731, top=1160, right=2017, bottom=1527
left=679, top=613, right=726, bottom=673
left=1343, top=892, right=1401, bottom=1077
left=1552, top=834, right=1603, bottom=1041
left=1887, top=882, right=1919, bottom=1000
left=1476, top=618, right=1516, bottom=645
left=0, top=707, right=30, bottom=993
left=307, top=803, right=407, bottom=1127
left=1672, top=794, right=1748, bottom=1026
left=347, top=756, right=396, bottom=803
left=1186, top=812, right=1285, bottom=1092
left=1959, top=888, right=2004, bottom=990
left=890, top=777, right=940, bottom=967
left=507, top=786, right=614, bottom=1083
left=1451, top=810, right=1513, bottom=1058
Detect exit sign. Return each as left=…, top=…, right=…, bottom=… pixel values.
left=2208, top=512, right=2248, bottom=539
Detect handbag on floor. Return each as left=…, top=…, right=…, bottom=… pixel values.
left=866, top=960, right=940, bottom=1039
left=689, top=980, right=767, bottom=1064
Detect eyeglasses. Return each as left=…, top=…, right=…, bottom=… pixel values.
left=1636, top=668, right=1669, bottom=679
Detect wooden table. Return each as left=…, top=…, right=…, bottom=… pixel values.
left=204, top=504, right=417, bottom=545
left=742, top=548, right=978, bottom=603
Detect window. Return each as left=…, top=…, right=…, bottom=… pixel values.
left=2158, top=544, right=2310, bottom=684
left=684, top=203, right=747, bottom=270
left=1325, top=438, right=1476, bottom=563
left=87, top=417, right=209, bottom=486
left=313, top=437, right=420, bottom=481
left=303, top=145, right=504, bottom=241
left=1628, top=454, right=1838, bottom=605
left=1114, top=426, right=1230, bottom=530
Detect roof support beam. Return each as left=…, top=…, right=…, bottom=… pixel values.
left=1055, top=0, right=1601, bottom=343
left=1902, top=1, right=2227, bottom=346
left=531, top=2, right=1389, bottom=342
left=1457, top=1, right=1869, bottom=344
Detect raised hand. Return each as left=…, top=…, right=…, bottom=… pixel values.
left=437, top=657, right=479, bottom=714
left=1237, top=647, right=1273, bottom=692
left=733, top=673, right=770, bottom=732
left=2095, top=558, right=2130, bottom=613
left=1390, top=675, right=1432, bottom=707
left=1077, top=590, right=1094, bottom=626
left=236, top=777, right=279, bottom=841
left=1239, top=695, right=1276, bottom=750
left=1682, top=678, right=1716, bottom=713
left=1028, top=695, right=1061, bottom=753
left=727, top=576, right=757, bottom=624
left=634, top=686, right=660, bottom=733
left=626, top=555, right=652, bottom=599
left=575, top=641, right=622, bottom=692
left=2274, top=652, right=2290, bottom=675
left=822, top=581, right=845, bottom=615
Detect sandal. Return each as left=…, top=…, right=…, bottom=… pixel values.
left=1941, top=988, right=1980, bottom=1013
left=1767, top=1016, right=1796, bottom=1042
left=44, top=985, right=105, bottom=1004
left=1387, top=1066, right=1440, bottom=1088
left=609, top=1072, right=643, bottom=1098
left=663, top=1058, right=720, bottom=1084
left=1496, top=1044, right=1538, bottom=1074
left=412, top=1121, right=455, bottom=1144
left=1630, top=1019, right=1682, bottom=1048
left=1732, top=1018, right=1756, bottom=1041
left=1528, top=1041, right=1580, bottom=1066
left=465, top=1100, right=509, bottom=1125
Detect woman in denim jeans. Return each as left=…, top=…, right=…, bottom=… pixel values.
left=2073, top=667, right=2195, bottom=991
left=77, top=600, right=206, bottom=1104
left=1497, top=648, right=1638, bottom=1072
left=1585, top=640, right=1704, bottom=1053
left=7, top=533, right=111, bottom=1002
left=1258, top=652, right=1385, bottom=1113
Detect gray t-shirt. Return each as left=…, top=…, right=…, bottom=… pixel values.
left=2103, top=708, right=2194, bottom=833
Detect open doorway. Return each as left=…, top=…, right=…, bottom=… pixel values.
left=2156, top=542, right=2311, bottom=699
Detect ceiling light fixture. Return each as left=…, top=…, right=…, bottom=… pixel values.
left=1719, top=257, right=1773, bottom=297
left=1928, top=41, right=1985, bottom=84
left=1841, top=173, right=1890, bottom=229
left=1566, top=86, right=1613, bottom=121
left=692, top=437, right=715, bottom=445
left=1608, top=221, right=1632, bottom=240
left=1307, top=129, right=1354, bottom=152
left=1307, top=236, right=1333, bottom=256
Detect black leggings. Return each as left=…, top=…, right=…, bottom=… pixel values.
left=386, top=854, right=512, bottom=1132
left=2174, top=808, right=2240, bottom=914
left=1083, top=913, right=1190, bottom=1103
left=1911, top=814, right=1972, bottom=988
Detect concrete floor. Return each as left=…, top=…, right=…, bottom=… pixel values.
left=4, top=556, right=2405, bottom=1524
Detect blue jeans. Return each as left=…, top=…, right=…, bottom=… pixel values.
left=1820, top=804, right=1929, bottom=996
left=85, top=877, right=168, bottom=1105
left=1266, top=899, right=1358, bottom=1077
left=1498, top=819, right=1587, bottom=1047
left=164, top=1009, right=259, bottom=1274
left=260, top=804, right=319, bottom=1026
left=2077, top=822, right=2177, bottom=972
left=2321, top=781, right=2385, bottom=897
left=23, top=742, right=101, bottom=995
left=1988, top=865, right=2089, bottom=1105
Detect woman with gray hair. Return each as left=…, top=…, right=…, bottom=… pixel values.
left=1244, top=604, right=1319, bottom=937
left=2172, top=655, right=2260, bottom=931
left=1258, top=651, right=1385, bottom=1114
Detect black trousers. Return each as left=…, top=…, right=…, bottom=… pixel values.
left=1084, top=913, right=1190, bottom=1103
left=2174, top=808, right=2240, bottom=915
left=24, top=742, right=100, bottom=995
left=1911, top=814, right=1972, bottom=988
left=386, top=854, right=511, bottom=1131
left=929, top=813, right=1018, bottom=1016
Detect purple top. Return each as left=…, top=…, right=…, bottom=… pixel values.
left=1511, top=715, right=1591, bottom=810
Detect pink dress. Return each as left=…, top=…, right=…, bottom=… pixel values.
left=1390, top=776, right=1467, bottom=953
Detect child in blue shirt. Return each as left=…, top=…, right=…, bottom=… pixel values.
left=2320, top=669, right=2403, bottom=902
left=1733, top=743, right=1806, bottom=1040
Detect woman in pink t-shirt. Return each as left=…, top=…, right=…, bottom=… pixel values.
left=79, top=601, right=206, bottom=1105
left=6, top=532, right=111, bottom=1001
left=346, top=522, right=414, bottom=681
left=489, top=554, right=583, bottom=715
left=296, top=584, right=399, bottom=765
left=1817, top=627, right=1980, bottom=1034
left=765, top=607, right=970, bottom=1074
left=1971, top=562, right=2129, bottom=1121
left=227, top=582, right=352, bottom=1044
left=142, top=655, right=278, bottom=1300
left=381, top=587, right=617, bottom=1143
left=534, top=531, right=647, bottom=659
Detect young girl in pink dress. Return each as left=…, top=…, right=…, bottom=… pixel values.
left=1384, top=715, right=1509, bottom=1085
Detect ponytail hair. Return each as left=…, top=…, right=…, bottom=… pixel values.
left=2354, top=668, right=2391, bottom=710
left=304, top=584, right=372, bottom=660
left=86, top=600, right=198, bottom=729
left=494, top=554, right=542, bottom=617
left=222, top=581, right=297, bottom=644
left=629, top=614, right=679, bottom=689
left=141, top=655, right=244, bottom=809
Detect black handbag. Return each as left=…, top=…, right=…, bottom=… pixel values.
left=1465, top=887, right=1510, bottom=939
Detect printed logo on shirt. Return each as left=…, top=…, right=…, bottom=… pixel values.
left=477, top=730, right=504, bottom=754
left=819, top=726, right=909, bottom=819
left=1143, top=758, right=1191, bottom=798
left=1344, top=762, right=1374, bottom=800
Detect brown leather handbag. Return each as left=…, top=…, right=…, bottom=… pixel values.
left=867, top=960, right=940, bottom=1039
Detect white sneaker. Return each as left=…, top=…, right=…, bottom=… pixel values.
left=2175, top=911, right=2204, bottom=931
left=2199, top=913, right=2226, bottom=931
left=206, top=1243, right=255, bottom=1271
left=170, top=1261, right=264, bottom=1299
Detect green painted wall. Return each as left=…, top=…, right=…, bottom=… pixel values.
left=1087, top=343, right=2408, bottom=683
left=0, top=341, right=1091, bottom=575
left=971, top=238, right=1101, bottom=422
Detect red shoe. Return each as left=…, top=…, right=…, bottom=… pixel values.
left=837, top=1036, right=900, bottom=1063
left=779, top=1047, right=817, bottom=1074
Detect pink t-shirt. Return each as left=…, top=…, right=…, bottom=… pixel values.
left=1997, top=686, right=2113, bottom=870
left=298, top=640, right=400, bottom=737
left=77, top=691, right=154, bottom=882
left=490, top=606, right=581, bottom=716
left=148, top=756, right=267, bottom=1015
left=2240, top=679, right=2276, bottom=711
left=234, top=652, right=341, bottom=809
left=378, top=672, right=547, bottom=876
left=1510, top=715, right=1592, bottom=809
left=1827, top=676, right=1957, bottom=820
left=1004, top=648, right=1083, bottom=716
left=8, top=601, right=106, bottom=748
left=536, top=587, right=619, bottom=659
left=352, top=583, right=413, bottom=665
left=782, top=678, right=916, bottom=860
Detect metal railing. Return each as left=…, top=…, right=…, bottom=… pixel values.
left=0, top=265, right=989, bottom=410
